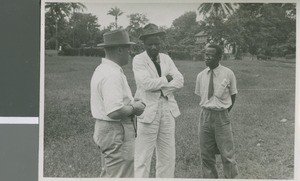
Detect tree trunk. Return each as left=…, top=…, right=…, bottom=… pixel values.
left=234, top=45, right=242, bottom=60
left=55, top=19, right=58, bottom=50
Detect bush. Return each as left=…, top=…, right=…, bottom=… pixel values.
left=190, top=47, right=205, bottom=61
left=59, top=47, right=105, bottom=57
left=191, top=52, right=204, bottom=61
left=168, top=50, right=191, bottom=60
left=130, top=51, right=141, bottom=58
left=81, top=47, right=105, bottom=57
left=257, top=54, right=271, bottom=60
left=63, top=48, right=80, bottom=56
left=45, top=38, right=56, bottom=50
left=222, top=53, right=230, bottom=60
left=131, top=42, right=144, bottom=54
left=185, top=45, right=194, bottom=54
left=285, top=54, right=295, bottom=59
left=270, top=45, right=285, bottom=57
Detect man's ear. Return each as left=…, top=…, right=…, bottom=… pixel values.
left=117, top=47, right=123, bottom=54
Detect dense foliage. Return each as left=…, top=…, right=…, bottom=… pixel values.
left=198, top=3, right=296, bottom=59
left=45, top=3, right=296, bottom=60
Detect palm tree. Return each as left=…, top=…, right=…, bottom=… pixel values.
left=45, top=3, right=86, bottom=22
left=198, top=3, right=237, bottom=18
left=280, top=3, right=296, bottom=19
left=107, top=6, right=124, bottom=29
left=70, top=3, right=86, bottom=13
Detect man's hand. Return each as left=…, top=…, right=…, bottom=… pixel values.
left=134, top=98, right=146, bottom=106
left=166, top=75, right=173, bottom=82
left=131, top=100, right=146, bottom=116
left=228, top=107, right=231, bottom=113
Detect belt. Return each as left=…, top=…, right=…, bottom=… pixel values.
left=95, top=117, right=137, bottom=138
left=95, top=117, right=132, bottom=123
left=201, top=107, right=227, bottom=112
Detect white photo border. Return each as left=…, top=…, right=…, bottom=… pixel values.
left=39, top=0, right=300, bottom=181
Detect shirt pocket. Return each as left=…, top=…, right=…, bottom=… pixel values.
left=215, top=79, right=230, bottom=100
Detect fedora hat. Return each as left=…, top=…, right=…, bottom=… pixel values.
left=139, top=23, right=166, bottom=40
left=97, top=29, right=135, bottom=47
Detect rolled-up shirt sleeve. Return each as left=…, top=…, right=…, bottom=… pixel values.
left=195, top=73, right=201, bottom=96
left=99, top=73, right=124, bottom=115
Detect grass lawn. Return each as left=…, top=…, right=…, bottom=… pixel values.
left=43, top=55, right=295, bottom=179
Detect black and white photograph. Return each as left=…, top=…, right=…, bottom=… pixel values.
left=40, top=0, right=298, bottom=180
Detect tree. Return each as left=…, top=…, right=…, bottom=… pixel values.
left=162, top=11, right=202, bottom=60
left=197, top=3, right=237, bottom=55
left=45, top=2, right=86, bottom=50
left=69, top=13, right=100, bottom=47
left=126, top=13, right=149, bottom=54
left=224, top=3, right=296, bottom=59
left=281, top=3, right=296, bottom=19
left=127, top=13, right=149, bottom=34
left=127, top=13, right=149, bottom=40
left=107, top=6, right=124, bottom=29
left=199, top=15, right=227, bottom=45
left=196, top=3, right=296, bottom=59
left=69, top=3, right=86, bottom=13
left=198, top=3, right=236, bottom=18
left=170, top=11, right=200, bottom=46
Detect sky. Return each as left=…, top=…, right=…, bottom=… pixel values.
left=83, top=2, right=201, bottom=29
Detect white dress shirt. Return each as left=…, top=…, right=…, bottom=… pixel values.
left=90, top=58, right=133, bottom=121
left=195, top=64, right=237, bottom=110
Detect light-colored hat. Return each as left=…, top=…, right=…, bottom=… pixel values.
left=97, top=29, right=135, bottom=47
left=139, top=23, right=166, bottom=40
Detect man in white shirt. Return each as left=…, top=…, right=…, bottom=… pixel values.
left=195, top=44, right=239, bottom=178
left=91, top=29, right=146, bottom=178
left=132, top=23, right=184, bottom=178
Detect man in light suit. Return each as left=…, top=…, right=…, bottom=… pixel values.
left=132, top=23, right=184, bottom=178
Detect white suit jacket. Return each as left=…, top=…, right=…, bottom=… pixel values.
left=132, top=51, right=184, bottom=123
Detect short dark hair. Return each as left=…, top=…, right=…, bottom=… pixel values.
left=207, top=44, right=222, bottom=60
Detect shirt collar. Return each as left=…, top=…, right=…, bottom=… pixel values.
left=102, top=58, right=124, bottom=73
left=206, top=64, right=221, bottom=75
left=156, top=55, right=161, bottom=63
left=145, top=51, right=160, bottom=63
left=152, top=55, right=160, bottom=63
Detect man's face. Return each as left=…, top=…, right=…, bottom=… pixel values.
left=119, top=45, right=131, bottom=66
left=205, top=47, right=219, bottom=68
left=144, top=36, right=161, bottom=59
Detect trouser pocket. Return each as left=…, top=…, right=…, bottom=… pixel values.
left=213, top=110, right=230, bottom=126
left=93, top=120, right=125, bottom=153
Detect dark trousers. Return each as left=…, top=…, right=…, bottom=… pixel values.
left=198, top=107, right=238, bottom=178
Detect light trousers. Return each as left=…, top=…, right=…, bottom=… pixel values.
left=198, top=107, right=238, bottom=178
left=134, top=97, right=176, bottom=178
left=93, top=119, right=135, bottom=178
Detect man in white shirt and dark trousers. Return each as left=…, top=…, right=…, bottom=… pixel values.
left=195, top=44, right=239, bottom=178
left=132, top=23, right=184, bottom=178
left=90, top=29, right=146, bottom=178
